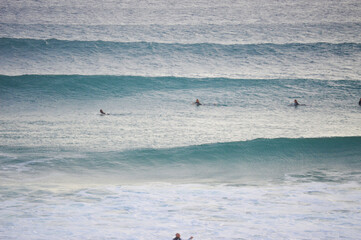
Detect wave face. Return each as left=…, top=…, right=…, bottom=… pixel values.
left=1, top=137, right=360, bottom=183
left=1, top=38, right=361, bottom=79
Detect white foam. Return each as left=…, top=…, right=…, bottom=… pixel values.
left=1, top=179, right=360, bottom=240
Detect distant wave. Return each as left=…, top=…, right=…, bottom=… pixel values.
left=1, top=37, right=360, bottom=79
left=0, top=74, right=228, bottom=99
left=1, top=37, right=360, bottom=54
left=1, top=74, right=360, bottom=103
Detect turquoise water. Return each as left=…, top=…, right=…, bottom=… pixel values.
left=1, top=0, right=361, bottom=239
left=1, top=137, right=360, bottom=184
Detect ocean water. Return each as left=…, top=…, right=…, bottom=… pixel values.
left=1, top=0, right=361, bottom=239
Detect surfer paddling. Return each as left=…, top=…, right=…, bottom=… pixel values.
left=100, top=109, right=109, bottom=115
left=193, top=99, right=202, bottom=106
left=289, top=99, right=305, bottom=107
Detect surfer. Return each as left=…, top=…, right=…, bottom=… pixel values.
left=289, top=99, right=305, bottom=107
left=173, top=233, right=193, bottom=240
left=100, top=109, right=108, bottom=115
left=193, top=99, right=202, bottom=106
left=359, top=98, right=361, bottom=106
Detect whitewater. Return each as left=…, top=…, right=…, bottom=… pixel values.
left=1, top=0, right=361, bottom=239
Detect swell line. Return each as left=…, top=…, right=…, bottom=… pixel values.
left=1, top=37, right=360, bottom=80
left=1, top=37, right=361, bottom=48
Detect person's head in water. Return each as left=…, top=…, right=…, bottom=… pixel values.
left=294, top=99, right=299, bottom=106
left=173, top=233, right=193, bottom=240
left=359, top=98, right=361, bottom=105
left=195, top=99, right=202, bottom=106
left=100, top=109, right=105, bottom=114
left=173, top=233, right=181, bottom=240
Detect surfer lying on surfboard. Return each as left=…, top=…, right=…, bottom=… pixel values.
left=191, top=99, right=225, bottom=107
left=100, top=109, right=109, bottom=115
left=289, top=99, right=306, bottom=107
left=192, top=99, right=202, bottom=106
